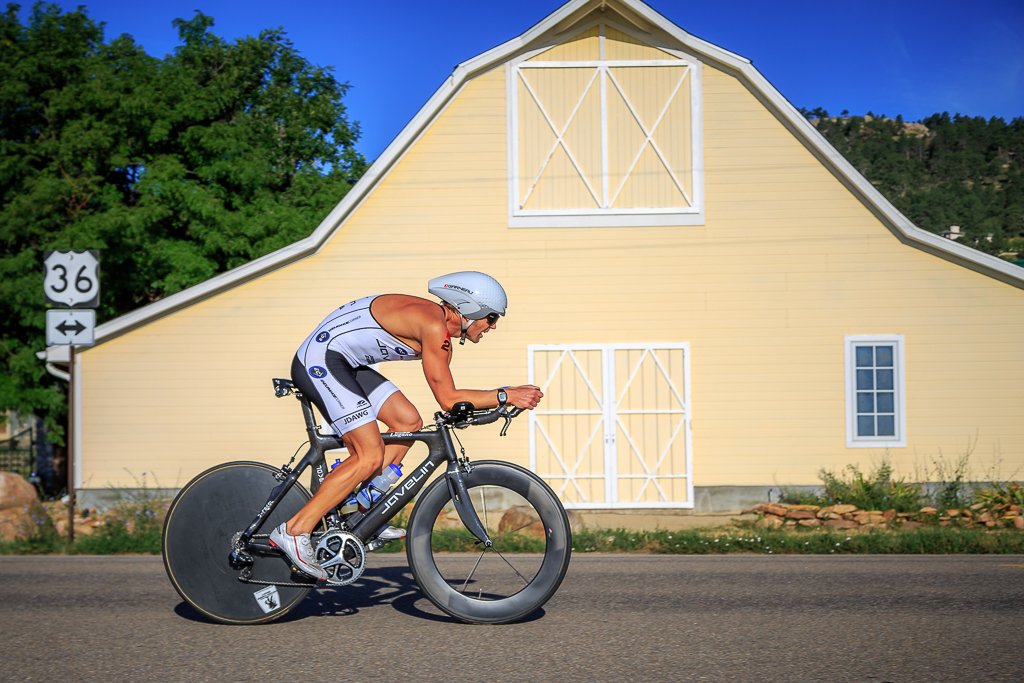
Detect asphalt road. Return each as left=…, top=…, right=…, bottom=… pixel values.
left=2, top=554, right=1022, bottom=682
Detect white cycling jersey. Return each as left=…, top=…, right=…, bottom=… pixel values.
left=292, top=295, right=422, bottom=435
left=297, top=295, right=422, bottom=369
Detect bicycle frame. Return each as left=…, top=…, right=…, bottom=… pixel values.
left=237, top=389, right=493, bottom=551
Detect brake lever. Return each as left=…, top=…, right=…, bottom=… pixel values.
left=499, top=407, right=523, bottom=437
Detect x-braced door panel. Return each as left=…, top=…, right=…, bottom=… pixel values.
left=528, top=344, right=692, bottom=509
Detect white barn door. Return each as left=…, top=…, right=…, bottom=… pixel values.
left=528, top=344, right=692, bottom=508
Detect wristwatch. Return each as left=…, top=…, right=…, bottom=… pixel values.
left=497, top=388, right=508, bottom=406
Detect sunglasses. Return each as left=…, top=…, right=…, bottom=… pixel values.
left=484, top=312, right=500, bottom=325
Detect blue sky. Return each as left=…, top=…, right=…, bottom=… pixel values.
left=37, top=0, right=1024, bottom=161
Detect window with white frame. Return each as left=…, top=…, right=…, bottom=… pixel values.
left=845, top=335, right=905, bottom=447
left=507, top=21, right=703, bottom=227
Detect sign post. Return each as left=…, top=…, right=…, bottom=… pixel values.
left=44, top=250, right=100, bottom=547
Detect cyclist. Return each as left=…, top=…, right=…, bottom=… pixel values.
left=269, top=271, right=544, bottom=578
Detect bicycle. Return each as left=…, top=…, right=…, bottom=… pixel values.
left=162, top=378, right=572, bottom=625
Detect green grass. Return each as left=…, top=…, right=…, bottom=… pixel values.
left=571, top=525, right=1024, bottom=554
left=2, top=495, right=1022, bottom=556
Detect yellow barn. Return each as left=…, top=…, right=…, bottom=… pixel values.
left=42, top=0, right=1024, bottom=514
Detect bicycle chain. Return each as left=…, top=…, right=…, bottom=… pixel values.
left=236, top=569, right=317, bottom=589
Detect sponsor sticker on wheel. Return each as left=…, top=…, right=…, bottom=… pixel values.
left=253, top=585, right=281, bottom=613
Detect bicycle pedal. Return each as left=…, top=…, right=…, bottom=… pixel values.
left=365, top=537, right=392, bottom=553
left=290, top=568, right=320, bottom=584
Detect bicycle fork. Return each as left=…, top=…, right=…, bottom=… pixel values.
left=445, top=466, right=493, bottom=547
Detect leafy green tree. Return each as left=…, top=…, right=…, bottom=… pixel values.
left=0, top=3, right=366, bottom=440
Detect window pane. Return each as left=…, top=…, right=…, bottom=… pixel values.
left=876, top=369, right=894, bottom=390
left=855, top=346, right=873, bottom=367
left=857, top=416, right=875, bottom=436
left=857, top=392, right=874, bottom=413
left=877, top=415, right=895, bottom=436
left=877, top=392, right=894, bottom=413
left=875, top=345, right=893, bottom=367
left=856, top=370, right=873, bottom=390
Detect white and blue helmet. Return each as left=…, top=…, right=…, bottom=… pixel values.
left=428, top=271, right=507, bottom=320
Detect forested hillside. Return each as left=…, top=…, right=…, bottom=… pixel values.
left=802, top=109, right=1024, bottom=259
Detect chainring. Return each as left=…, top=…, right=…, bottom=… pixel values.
left=314, top=530, right=366, bottom=586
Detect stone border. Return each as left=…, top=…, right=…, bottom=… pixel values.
left=747, top=503, right=1024, bottom=530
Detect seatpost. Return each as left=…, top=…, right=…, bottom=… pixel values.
left=298, top=396, right=321, bottom=439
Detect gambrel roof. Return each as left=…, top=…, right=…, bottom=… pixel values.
left=41, top=0, right=1024, bottom=362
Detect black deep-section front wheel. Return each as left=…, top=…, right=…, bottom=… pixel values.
left=406, top=461, right=572, bottom=624
left=162, top=461, right=313, bottom=624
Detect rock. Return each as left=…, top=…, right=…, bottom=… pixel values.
left=0, top=472, right=38, bottom=511
left=785, top=509, right=818, bottom=520
left=53, top=517, right=98, bottom=537
left=756, top=516, right=783, bottom=529
left=947, top=509, right=961, bottom=517
left=498, top=506, right=546, bottom=539
left=919, top=507, right=938, bottom=515
left=797, top=518, right=820, bottom=527
left=882, top=509, right=896, bottom=522
left=0, top=508, right=30, bottom=541
left=821, top=504, right=858, bottom=516
left=787, top=504, right=821, bottom=512
left=433, top=509, right=465, bottom=530
left=904, top=122, right=929, bottom=138
left=763, top=504, right=788, bottom=517
left=978, top=512, right=993, bottom=523
left=0, top=502, right=49, bottom=541
left=1013, top=516, right=1024, bottom=530
left=824, top=519, right=858, bottom=530
left=900, top=520, right=923, bottom=528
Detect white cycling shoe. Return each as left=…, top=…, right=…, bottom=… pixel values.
left=376, top=525, right=407, bottom=541
left=269, top=523, right=328, bottom=580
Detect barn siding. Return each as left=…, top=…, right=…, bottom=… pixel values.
left=78, top=19, right=1024, bottom=497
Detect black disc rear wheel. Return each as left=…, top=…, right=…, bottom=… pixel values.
left=162, top=462, right=313, bottom=624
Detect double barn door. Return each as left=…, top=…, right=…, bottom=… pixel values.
left=528, top=344, right=692, bottom=508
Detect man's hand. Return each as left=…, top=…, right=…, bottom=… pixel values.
left=505, top=385, right=544, bottom=410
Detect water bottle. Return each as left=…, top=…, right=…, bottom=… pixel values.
left=356, top=464, right=403, bottom=511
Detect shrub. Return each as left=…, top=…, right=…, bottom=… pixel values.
left=818, top=461, right=921, bottom=512
left=925, top=453, right=973, bottom=511
left=974, top=481, right=1024, bottom=508
left=73, top=517, right=162, bottom=554
left=777, top=488, right=823, bottom=506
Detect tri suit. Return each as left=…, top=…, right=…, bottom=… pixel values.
left=291, top=295, right=422, bottom=435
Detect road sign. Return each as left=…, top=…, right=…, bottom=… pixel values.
left=43, top=250, right=100, bottom=307
left=46, top=309, right=96, bottom=346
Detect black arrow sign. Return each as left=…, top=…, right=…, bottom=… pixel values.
left=56, top=319, right=86, bottom=336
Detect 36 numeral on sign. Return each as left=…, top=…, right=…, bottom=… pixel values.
left=43, top=250, right=100, bottom=307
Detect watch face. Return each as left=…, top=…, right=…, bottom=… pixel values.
left=498, top=389, right=508, bottom=404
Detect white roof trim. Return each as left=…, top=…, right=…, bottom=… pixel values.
left=38, top=0, right=1023, bottom=363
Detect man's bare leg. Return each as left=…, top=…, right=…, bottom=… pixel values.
left=284, top=421, right=385, bottom=536
left=376, top=391, right=423, bottom=471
